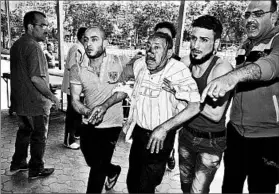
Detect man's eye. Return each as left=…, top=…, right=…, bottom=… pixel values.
left=92, top=38, right=98, bottom=42
left=190, top=36, right=196, bottom=41
left=254, top=11, right=264, bottom=17
left=201, top=39, right=208, bottom=42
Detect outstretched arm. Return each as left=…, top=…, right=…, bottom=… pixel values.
left=201, top=36, right=279, bottom=102
left=200, top=63, right=260, bottom=102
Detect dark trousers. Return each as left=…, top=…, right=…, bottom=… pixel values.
left=80, top=124, right=121, bottom=193
left=222, top=122, right=279, bottom=193
left=11, top=114, right=49, bottom=171
left=127, top=124, right=175, bottom=193
left=179, top=128, right=226, bottom=193
left=64, top=95, right=82, bottom=145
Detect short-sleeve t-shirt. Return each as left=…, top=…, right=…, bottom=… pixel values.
left=10, top=34, right=52, bottom=116
left=70, top=53, right=125, bottom=128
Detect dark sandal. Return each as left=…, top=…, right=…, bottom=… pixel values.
left=105, top=165, right=121, bottom=191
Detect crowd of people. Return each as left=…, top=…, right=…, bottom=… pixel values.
left=8, top=0, right=279, bottom=193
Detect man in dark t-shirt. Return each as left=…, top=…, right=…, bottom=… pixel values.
left=10, top=11, right=59, bottom=179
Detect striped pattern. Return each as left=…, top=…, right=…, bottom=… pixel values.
left=133, top=58, right=200, bottom=131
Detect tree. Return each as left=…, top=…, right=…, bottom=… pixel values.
left=206, top=1, right=248, bottom=43
left=120, top=1, right=179, bottom=44
left=64, top=2, right=114, bottom=39
left=183, top=1, right=209, bottom=41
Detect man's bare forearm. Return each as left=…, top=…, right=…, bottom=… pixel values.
left=231, top=63, right=261, bottom=83
left=31, top=76, right=57, bottom=102
left=72, top=98, right=91, bottom=116
left=102, top=92, right=127, bottom=110
left=161, top=102, right=200, bottom=132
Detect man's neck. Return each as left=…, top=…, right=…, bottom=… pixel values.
left=25, top=32, right=38, bottom=42
left=149, top=58, right=170, bottom=75
left=88, top=54, right=104, bottom=68
left=192, top=55, right=215, bottom=77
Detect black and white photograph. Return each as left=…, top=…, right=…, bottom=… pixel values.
left=1, top=0, right=279, bottom=193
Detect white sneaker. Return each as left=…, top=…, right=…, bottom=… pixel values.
left=64, top=142, right=80, bottom=150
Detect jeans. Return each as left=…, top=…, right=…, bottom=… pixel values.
left=79, top=124, right=121, bottom=193
left=222, top=122, right=279, bottom=193
left=126, top=124, right=175, bottom=193
left=179, top=127, right=226, bottom=193
left=11, top=114, right=49, bottom=171
left=64, top=95, right=83, bottom=145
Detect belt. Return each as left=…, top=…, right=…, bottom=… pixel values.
left=187, top=127, right=226, bottom=139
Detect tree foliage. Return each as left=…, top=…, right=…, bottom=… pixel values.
left=3, top=1, right=253, bottom=46
left=205, top=1, right=248, bottom=42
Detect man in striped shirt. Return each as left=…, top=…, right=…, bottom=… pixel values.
left=88, top=32, right=200, bottom=193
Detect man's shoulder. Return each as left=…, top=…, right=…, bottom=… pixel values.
left=167, top=58, right=189, bottom=71
left=68, top=43, right=79, bottom=52
left=164, top=59, right=191, bottom=79
left=15, top=36, right=39, bottom=50
left=211, top=57, right=233, bottom=77
left=133, top=57, right=146, bottom=70
left=107, top=54, right=120, bottom=61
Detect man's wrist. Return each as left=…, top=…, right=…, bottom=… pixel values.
left=84, top=108, right=92, bottom=117
left=228, top=71, right=239, bottom=85
left=101, top=102, right=109, bottom=111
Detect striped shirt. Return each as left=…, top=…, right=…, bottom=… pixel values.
left=132, top=57, right=200, bottom=131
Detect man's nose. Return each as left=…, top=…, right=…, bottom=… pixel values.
left=147, top=47, right=154, bottom=54
left=192, top=40, right=201, bottom=50
left=246, top=14, right=255, bottom=23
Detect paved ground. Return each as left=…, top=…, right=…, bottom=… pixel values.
left=0, top=59, right=237, bottom=193
left=1, top=109, right=179, bottom=193
left=1, top=108, right=229, bottom=193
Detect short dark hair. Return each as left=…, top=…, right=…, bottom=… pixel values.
left=192, top=15, right=223, bottom=39
left=77, top=27, right=87, bottom=41
left=23, top=11, right=46, bottom=30
left=149, top=31, right=173, bottom=49
left=271, top=0, right=278, bottom=12
left=86, top=25, right=106, bottom=40
left=154, top=21, right=177, bottom=39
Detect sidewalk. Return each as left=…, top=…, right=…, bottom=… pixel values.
left=1, top=109, right=183, bottom=193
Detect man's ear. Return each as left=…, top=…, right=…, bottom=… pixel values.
left=214, top=38, right=221, bottom=53
left=27, top=24, right=34, bottom=32
left=271, top=12, right=278, bottom=27
left=167, top=49, right=173, bottom=59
